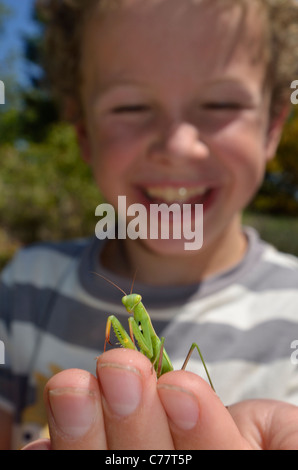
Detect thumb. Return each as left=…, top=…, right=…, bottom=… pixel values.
left=157, top=370, right=250, bottom=450
left=229, top=399, right=298, bottom=450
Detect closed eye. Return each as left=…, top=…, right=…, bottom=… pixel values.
left=202, top=102, right=244, bottom=110
left=112, top=104, right=150, bottom=114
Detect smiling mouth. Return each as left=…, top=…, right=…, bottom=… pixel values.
left=141, top=186, right=213, bottom=206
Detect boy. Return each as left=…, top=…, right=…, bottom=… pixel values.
left=1, top=0, right=298, bottom=450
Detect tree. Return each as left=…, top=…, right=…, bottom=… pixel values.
left=0, top=1, right=59, bottom=145
left=19, top=6, right=59, bottom=143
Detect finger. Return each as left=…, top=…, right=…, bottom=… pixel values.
left=97, top=349, right=174, bottom=450
left=229, top=399, right=298, bottom=450
left=157, top=370, right=251, bottom=450
left=44, top=368, right=107, bottom=450
left=22, top=439, right=51, bottom=450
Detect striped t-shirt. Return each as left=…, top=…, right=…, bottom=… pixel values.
left=0, top=227, right=298, bottom=448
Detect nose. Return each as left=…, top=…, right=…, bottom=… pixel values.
left=168, top=123, right=209, bottom=158
left=150, top=121, right=209, bottom=164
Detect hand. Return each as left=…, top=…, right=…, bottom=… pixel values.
left=22, top=349, right=298, bottom=450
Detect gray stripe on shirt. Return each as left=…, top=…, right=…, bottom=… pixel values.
left=164, top=319, right=298, bottom=364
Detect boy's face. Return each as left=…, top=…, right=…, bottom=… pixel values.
left=78, top=0, right=284, bottom=258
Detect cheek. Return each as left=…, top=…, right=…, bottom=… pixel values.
left=230, top=152, right=265, bottom=198
left=87, top=127, right=147, bottom=204
left=91, top=120, right=146, bottom=169
left=214, top=125, right=268, bottom=197
left=87, top=127, right=131, bottom=182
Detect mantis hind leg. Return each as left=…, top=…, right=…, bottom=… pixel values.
left=181, top=343, right=216, bottom=393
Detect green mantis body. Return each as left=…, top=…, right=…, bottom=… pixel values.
left=105, top=293, right=173, bottom=377
left=102, top=283, right=215, bottom=391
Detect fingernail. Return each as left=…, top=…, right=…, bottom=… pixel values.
left=48, top=388, right=98, bottom=439
left=98, top=363, right=142, bottom=416
left=157, top=384, right=199, bottom=431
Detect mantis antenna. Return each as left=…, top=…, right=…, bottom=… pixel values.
left=91, top=272, right=127, bottom=296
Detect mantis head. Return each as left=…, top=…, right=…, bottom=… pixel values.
left=122, top=294, right=142, bottom=314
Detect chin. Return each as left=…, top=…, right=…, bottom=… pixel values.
left=138, top=237, right=202, bottom=258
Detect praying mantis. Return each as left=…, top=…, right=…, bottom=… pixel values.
left=94, top=273, right=215, bottom=392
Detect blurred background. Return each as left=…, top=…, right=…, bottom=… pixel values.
left=0, top=0, right=298, bottom=269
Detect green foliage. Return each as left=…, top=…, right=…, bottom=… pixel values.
left=18, top=89, right=59, bottom=142
left=0, top=123, right=102, bottom=244
left=0, top=108, right=20, bottom=144
left=250, top=106, right=298, bottom=215
left=244, top=212, right=298, bottom=257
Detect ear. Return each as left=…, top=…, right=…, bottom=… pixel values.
left=75, top=120, right=92, bottom=165
left=265, top=104, right=290, bottom=162
left=62, top=97, right=93, bottom=165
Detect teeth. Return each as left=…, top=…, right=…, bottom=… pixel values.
left=145, top=186, right=208, bottom=203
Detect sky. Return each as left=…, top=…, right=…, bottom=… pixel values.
left=1, top=0, right=38, bottom=87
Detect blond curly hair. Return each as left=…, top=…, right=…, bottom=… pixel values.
left=36, top=0, right=298, bottom=120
